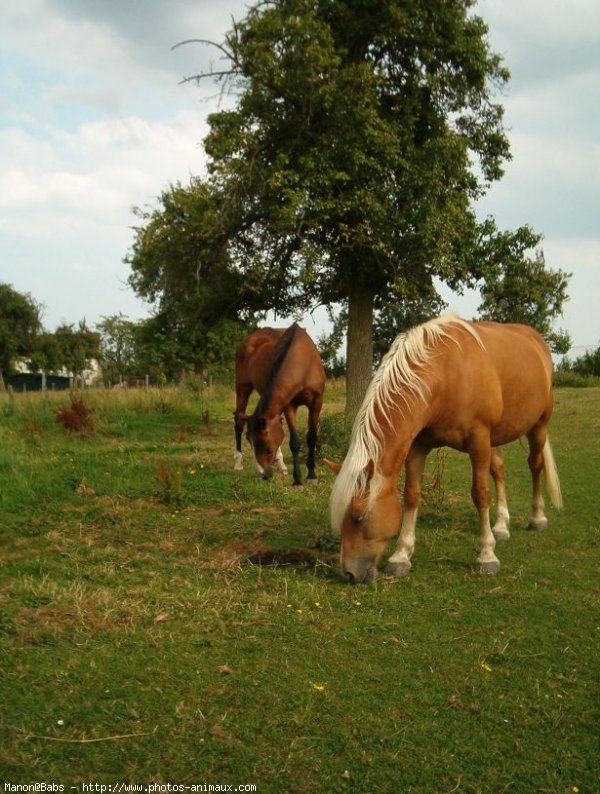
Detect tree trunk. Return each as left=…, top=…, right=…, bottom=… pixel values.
left=344, top=286, right=375, bottom=426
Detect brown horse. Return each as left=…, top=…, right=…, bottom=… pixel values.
left=234, top=323, right=326, bottom=486
left=326, top=314, right=562, bottom=583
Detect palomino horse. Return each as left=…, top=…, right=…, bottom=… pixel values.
left=327, top=314, right=562, bottom=584
left=234, top=323, right=326, bottom=486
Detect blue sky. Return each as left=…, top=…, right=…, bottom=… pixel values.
left=1, top=0, right=599, bottom=356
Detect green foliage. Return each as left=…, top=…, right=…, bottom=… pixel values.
left=28, top=320, right=101, bottom=377
left=374, top=280, right=448, bottom=364
left=96, top=314, right=140, bottom=384
left=475, top=223, right=571, bottom=353
left=571, top=346, right=600, bottom=377
left=0, top=283, right=41, bottom=384
left=316, top=411, right=350, bottom=461
left=201, top=0, right=511, bottom=301
left=175, top=0, right=518, bottom=419
left=125, top=179, right=260, bottom=376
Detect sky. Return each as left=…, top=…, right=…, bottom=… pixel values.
left=1, top=0, right=599, bottom=357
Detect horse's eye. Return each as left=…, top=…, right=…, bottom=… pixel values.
left=352, top=513, right=365, bottom=525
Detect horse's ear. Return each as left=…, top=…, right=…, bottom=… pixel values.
left=322, top=458, right=342, bottom=475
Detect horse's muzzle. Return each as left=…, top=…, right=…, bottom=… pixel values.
left=342, top=564, right=377, bottom=585
left=261, top=467, right=274, bottom=481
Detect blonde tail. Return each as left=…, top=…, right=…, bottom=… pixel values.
left=543, top=436, right=563, bottom=510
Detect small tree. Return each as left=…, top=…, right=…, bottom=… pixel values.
left=571, top=347, right=600, bottom=377
left=53, top=321, right=101, bottom=382
left=97, top=314, right=140, bottom=385
left=476, top=224, right=571, bottom=353
left=0, top=283, right=41, bottom=390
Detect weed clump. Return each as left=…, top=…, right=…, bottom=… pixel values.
left=55, top=396, right=94, bottom=433
left=156, top=459, right=184, bottom=505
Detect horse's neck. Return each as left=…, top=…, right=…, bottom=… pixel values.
left=261, top=376, right=296, bottom=417
left=261, top=347, right=304, bottom=417
left=375, top=393, right=431, bottom=478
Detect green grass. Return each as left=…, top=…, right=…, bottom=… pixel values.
left=0, top=384, right=598, bottom=793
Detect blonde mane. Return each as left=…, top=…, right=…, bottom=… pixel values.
left=330, top=313, right=483, bottom=532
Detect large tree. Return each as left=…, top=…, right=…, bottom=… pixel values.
left=0, top=283, right=41, bottom=391
left=185, top=0, right=511, bottom=420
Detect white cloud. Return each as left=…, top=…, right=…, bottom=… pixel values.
left=1, top=112, right=208, bottom=224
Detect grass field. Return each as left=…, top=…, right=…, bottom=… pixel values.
left=0, top=382, right=598, bottom=793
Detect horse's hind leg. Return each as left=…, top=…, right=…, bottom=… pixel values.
left=490, top=447, right=510, bottom=540
left=526, top=425, right=549, bottom=531
left=305, top=396, right=323, bottom=482
left=468, top=432, right=500, bottom=574
left=385, top=443, right=428, bottom=577
left=284, top=405, right=303, bottom=486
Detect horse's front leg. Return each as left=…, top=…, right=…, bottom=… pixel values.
left=283, top=405, right=302, bottom=486
left=274, top=445, right=288, bottom=474
left=490, top=447, right=510, bottom=540
left=385, top=444, right=428, bottom=577
left=305, top=396, right=323, bottom=482
left=233, top=385, right=252, bottom=471
left=469, top=433, right=500, bottom=575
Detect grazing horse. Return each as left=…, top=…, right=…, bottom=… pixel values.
left=327, top=314, right=562, bottom=584
left=234, top=323, right=326, bottom=486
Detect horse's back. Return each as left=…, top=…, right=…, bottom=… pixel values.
left=235, top=328, right=285, bottom=390
left=428, top=320, right=554, bottom=447
left=475, top=322, right=553, bottom=389
left=290, top=327, right=326, bottom=391
left=235, top=325, right=325, bottom=398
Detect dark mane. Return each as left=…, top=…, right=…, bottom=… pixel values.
left=252, top=323, right=299, bottom=422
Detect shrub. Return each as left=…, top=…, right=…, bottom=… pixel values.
left=55, top=396, right=94, bottom=432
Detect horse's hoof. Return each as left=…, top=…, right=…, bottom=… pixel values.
left=384, top=561, right=411, bottom=578
left=306, top=477, right=318, bottom=485
left=492, top=527, right=510, bottom=541
left=293, top=482, right=304, bottom=488
left=478, top=559, right=501, bottom=575
left=527, top=517, right=548, bottom=531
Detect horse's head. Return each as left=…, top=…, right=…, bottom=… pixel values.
left=246, top=413, right=285, bottom=479
left=326, top=459, right=401, bottom=584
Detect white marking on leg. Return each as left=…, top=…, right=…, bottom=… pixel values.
left=253, top=458, right=265, bottom=475
left=492, top=502, right=511, bottom=540
left=490, top=448, right=510, bottom=540
left=477, top=507, right=500, bottom=574
left=275, top=446, right=288, bottom=473
left=528, top=493, right=548, bottom=530
left=388, top=506, right=418, bottom=571
left=233, top=450, right=244, bottom=471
